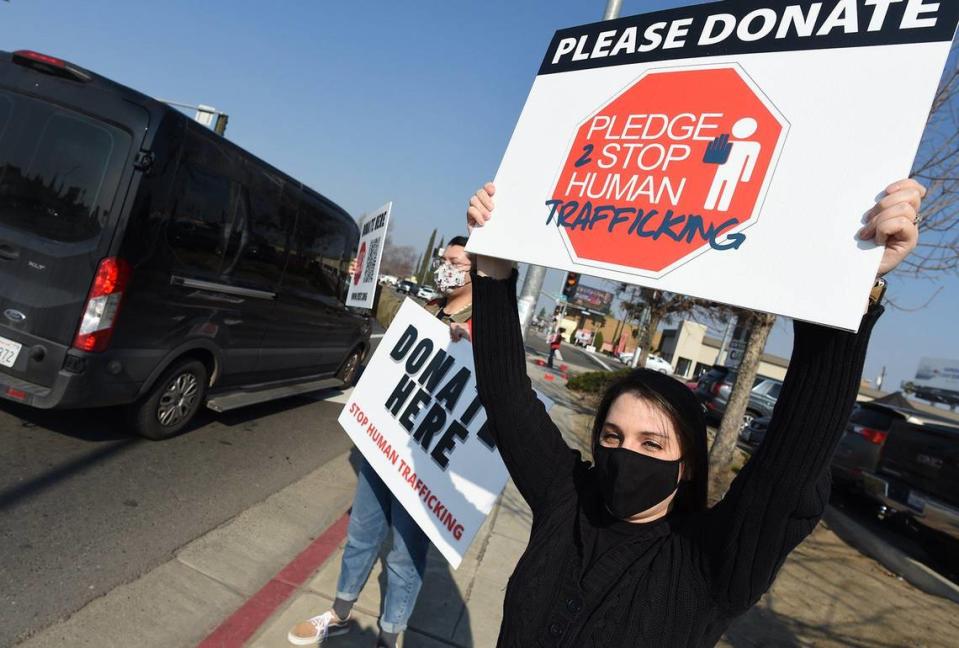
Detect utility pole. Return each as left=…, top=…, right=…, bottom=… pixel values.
left=603, top=0, right=623, bottom=20
left=516, top=0, right=623, bottom=341
left=631, top=307, right=649, bottom=368
left=716, top=315, right=737, bottom=366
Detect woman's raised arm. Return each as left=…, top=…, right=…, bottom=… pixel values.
left=696, top=178, right=923, bottom=613
left=463, top=183, right=583, bottom=515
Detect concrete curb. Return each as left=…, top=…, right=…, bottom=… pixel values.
left=823, top=506, right=959, bottom=605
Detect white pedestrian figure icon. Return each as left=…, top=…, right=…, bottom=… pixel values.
left=704, top=117, right=761, bottom=212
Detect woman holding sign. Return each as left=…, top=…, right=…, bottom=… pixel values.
left=462, top=179, right=922, bottom=647
left=288, top=239, right=474, bottom=648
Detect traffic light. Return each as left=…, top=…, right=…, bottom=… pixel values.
left=562, top=272, right=580, bottom=299
left=214, top=113, right=229, bottom=136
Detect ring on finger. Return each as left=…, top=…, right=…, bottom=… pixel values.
left=913, top=212, right=922, bottom=227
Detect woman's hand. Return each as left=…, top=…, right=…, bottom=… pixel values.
left=450, top=322, right=471, bottom=343
left=467, top=182, right=514, bottom=280
left=859, top=178, right=924, bottom=277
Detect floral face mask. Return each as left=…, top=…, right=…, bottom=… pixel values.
left=432, top=259, right=470, bottom=295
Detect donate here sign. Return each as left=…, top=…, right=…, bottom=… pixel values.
left=467, top=0, right=959, bottom=331
left=338, top=300, right=551, bottom=567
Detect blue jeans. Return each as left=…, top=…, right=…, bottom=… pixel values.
left=336, top=459, right=429, bottom=633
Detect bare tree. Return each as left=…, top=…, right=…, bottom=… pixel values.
left=622, top=288, right=695, bottom=366
left=708, top=311, right=776, bottom=499
left=619, top=286, right=733, bottom=367
left=898, top=50, right=959, bottom=279
left=379, top=233, right=418, bottom=279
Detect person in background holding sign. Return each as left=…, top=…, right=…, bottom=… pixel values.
left=427, top=236, right=474, bottom=340
left=288, top=238, right=474, bottom=648
left=462, top=179, right=923, bottom=647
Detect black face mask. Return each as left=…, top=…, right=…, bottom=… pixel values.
left=594, top=445, right=681, bottom=519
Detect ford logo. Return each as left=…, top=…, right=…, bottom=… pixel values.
left=3, top=309, right=26, bottom=323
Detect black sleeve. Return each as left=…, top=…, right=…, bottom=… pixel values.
left=700, top=306, right=883, bottom=613
left=471, top=270, right=581, bottom=514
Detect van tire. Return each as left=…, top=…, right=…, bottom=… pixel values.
left=337, top=348, right=363, bottom=387
left=129, top=358, right=208, bottom=440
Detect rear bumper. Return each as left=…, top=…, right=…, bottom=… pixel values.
left=0, top=349, right=151, bottom=410
left=862, top=472, right=959, bottom=541
left=696, top=395, right=724, bottom=420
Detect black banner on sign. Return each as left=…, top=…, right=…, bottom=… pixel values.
left=539, top=0, right=959, bottom=75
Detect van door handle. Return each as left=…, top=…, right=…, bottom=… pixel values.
left=0, top=245, right=20, bottom=261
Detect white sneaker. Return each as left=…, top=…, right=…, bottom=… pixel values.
left=287, top=610, right=351, bottom=645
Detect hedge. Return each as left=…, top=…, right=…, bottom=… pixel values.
left=566, top=368, right=632, bottom=394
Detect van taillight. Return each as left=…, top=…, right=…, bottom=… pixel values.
left=73, top=258, right=131, bottom=353
left=853, top=425, right=888, bottom=445
left=711, top=381, right=722, bottom=396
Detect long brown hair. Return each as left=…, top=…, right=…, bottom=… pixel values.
left=590, top=369, right=708, bottom=514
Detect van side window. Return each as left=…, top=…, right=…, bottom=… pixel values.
left=0, top=94, right=11, bottom=136
left=324, top=210, right=349, bottom=302
left=169, top=130, right=235, bottom=277
left=227, top=169, right=293, bottom=290
left=284, top=197, right=344, bottom=300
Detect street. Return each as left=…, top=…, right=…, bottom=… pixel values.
left=0, top=337, right=383, bottom=646
left=524, top=330, right=628, bottom=373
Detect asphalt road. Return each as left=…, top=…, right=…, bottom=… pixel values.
left=0, top=339, right=382, bottom=646
left=524, top=331, right=627, bottom=372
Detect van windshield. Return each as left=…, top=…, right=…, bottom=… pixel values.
left=0, top=89, right=131, bottom=244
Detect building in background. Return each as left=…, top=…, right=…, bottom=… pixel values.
left=658, top=320, right=789, bottom=381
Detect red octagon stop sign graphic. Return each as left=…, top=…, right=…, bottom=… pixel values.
left=548, top=65, right=788, bottom=276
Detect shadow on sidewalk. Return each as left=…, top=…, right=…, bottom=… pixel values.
left=721, top=521, right=959, bottom=648
left=317, top=448, right=473, bottom=647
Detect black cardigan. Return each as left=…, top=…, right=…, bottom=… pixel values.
left=471, top=271, right=881, bottom=648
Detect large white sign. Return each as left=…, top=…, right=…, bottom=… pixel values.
left=467, top=0, right=959, bottom=331
left=347, top=202, right=392, bottom=309
left=914, top=357, right=959, bottom=395
left=338, top=300, right=551, bottom=568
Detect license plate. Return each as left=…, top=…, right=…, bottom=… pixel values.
left=862, top=473, right=888, bottom=498
left=0, top=336, right=22, bottom=368
left=907, top=491, right=926, bottom=513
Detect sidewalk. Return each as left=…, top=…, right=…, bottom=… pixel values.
left=18, top=360, right=958, bottom=647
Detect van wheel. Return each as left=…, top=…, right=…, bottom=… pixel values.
left=337, top=349, right=363, bottom=387
left=129, top=358, right=208, bottom=440
left=740, top=410, right=760, bottom=432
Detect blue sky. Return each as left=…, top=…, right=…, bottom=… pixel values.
left=2, top=0, right=956, bottom=395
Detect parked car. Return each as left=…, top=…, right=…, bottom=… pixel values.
left=739, top=415, right=770, bottom=448
left=861, top=416, right=959, bottom=542
left=831, top=403, right=905, bottom=488
left=415, top=285, right=440, bottom=301
left=695, top=365, right=780, bottom=426
left=397, top=280, right=418, bottom=294
left=617, top=352, right=673, bottom=374
left=0, top=50, right=371, bottom=440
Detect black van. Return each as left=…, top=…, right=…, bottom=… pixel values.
left=0, top=50, right=371, bottom=439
